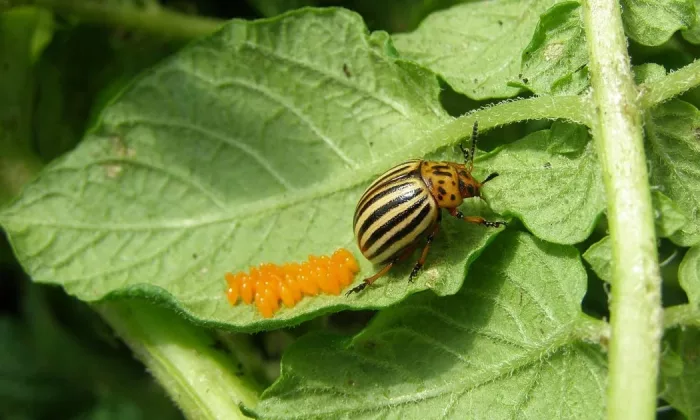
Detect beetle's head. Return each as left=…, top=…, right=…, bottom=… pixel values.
left=456, top=168, right=499, bottom=199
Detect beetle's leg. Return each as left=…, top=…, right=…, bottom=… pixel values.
left=408, top=223, right=441, bottom=283
left=449, top=208, right=506, bottom=228
left=346, top=243, right=418, bottom=296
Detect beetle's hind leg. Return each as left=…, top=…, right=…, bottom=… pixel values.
left=346, top=243, right=419, bottom=296
left=408, top=223, right=441, bottom=283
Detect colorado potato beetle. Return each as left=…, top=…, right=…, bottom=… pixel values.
left=347, top=121, right=505, bottom=295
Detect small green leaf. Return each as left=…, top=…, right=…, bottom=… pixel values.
left=583, top=236, right=611, bottom=283
left=515, top=1, right=589, bottom=95
left=0, top=9, right=509, bottom=330
left=393, top=0, right=561, bottom=100
left=621, top=0, right=695, bottom=46
left=475, top=121, right=605, bottom=245
left=633, top=63, right=667, bottom=85
left=660, top=327, right=700, bottom=419
left=654, top=190, right=690, bottom=238
left=679, top=244, right=700, bottom=306
left=646, top=99, right=700, bottom=247
left=583, top=192, right=689, bottom=284
left=252, top=231, right=607, bottom=419
left=682, top=0, right=700, bottom=43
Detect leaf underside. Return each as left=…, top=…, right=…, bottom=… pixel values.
left=392, top=0, right=561, bottom=100
left=475, top=121, right=605, bottom=245
left=646, top=100, right=700, bottom=247
left=621, top=0, right=695, bottom=46
left=0, top=9, right=516, bottom=331
left=252, top=231, right=606, bottom=419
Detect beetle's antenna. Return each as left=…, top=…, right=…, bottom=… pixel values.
left=468, top=121, right=478, bottom=171
left=482, top=172, right=499, bottom=184
left=459, top=143, right=469, bottom=163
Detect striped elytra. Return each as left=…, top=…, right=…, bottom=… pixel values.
left=347, top=121, right=506, bottom=296
left=353, top=160, right=439, bottom=265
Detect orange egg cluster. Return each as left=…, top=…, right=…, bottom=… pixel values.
left=224, top=248, right=360, bottom=318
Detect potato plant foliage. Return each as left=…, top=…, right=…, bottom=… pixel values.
left=1, top=0, right=700, bottom=419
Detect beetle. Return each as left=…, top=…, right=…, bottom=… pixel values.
left=346, top=121, right=505, bottom=295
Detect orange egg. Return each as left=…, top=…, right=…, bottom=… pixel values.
left=224, top=248, right=359, bottom=317
left=278, top=282, right=295, bottom=307
left=328, top=262, right=349, bottom=289
left=297, top=263, right=319, bottom=296
left=239, top=276, right=255, bottom=304
left=224, top=273, right=239, bottom=304
left=255, top=293, right=274, bottom=318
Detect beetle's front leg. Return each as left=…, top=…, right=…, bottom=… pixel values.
left=448, top=208, right=506, bottom=228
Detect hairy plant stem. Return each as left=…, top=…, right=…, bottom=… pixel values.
left=640, top=59, right=700, bottom=108
left=96, top=300, right=261, bottom=420
left=582, top=0, right=662, bottom=419
left=12, top=0, right=223, bottom=40
left=429, top=95, right=592, bottom=148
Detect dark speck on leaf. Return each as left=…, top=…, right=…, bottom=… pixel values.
left=518, top=73, right=522, bottom=79
left=543, top=162, right=552, bottom=169
left=498, top=20, right=503, bottom=26
left=473, top=78, right=478, bottom=83
left=369, top=142, right=374, bottom=146
left=343, top=63, right=351, bottom=78
left=192, top=253, right=198, bottom=259
left=522, top=77, right=529, bottom=83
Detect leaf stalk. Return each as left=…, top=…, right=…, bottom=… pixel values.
left=581, top=0, right=663, bottom=419
left=11, top=0, right=223, bottom=40
left=96, top=300, right=261, bottom=420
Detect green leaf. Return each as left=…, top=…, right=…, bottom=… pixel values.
left=474, top=121, right=605, bottom=245
left=654, top=190, right=690, bottom=237
left=583, top=236, right=611, bottom=283
left=682, top=0, right=700, bottom=43
left=679, top=244, right=700, bottom=306
left=621, top=0, right=696, bottom=46
left=251, top=231, right=607, bottom=419
left=660, top=327, right=700, bottom=419
left=633, top=63, right=667, bottom=85
left=0, top=8, right=512, bottom=331
left=582, top=192, right=688, bottom=284
left=646, top=99, right=700, bottom=247
left=515, top=1, right=589, bottom=96
left=392, top=0, right=561, bottom=100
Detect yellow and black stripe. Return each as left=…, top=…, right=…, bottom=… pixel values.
left=353, top=160, right=439, bottom=265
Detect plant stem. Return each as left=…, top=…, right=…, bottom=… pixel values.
left=582, top=1, right=662, bottom=419
left=640, top=59, right=700, bottom=108
left=96, top=300, right=261, bottom=419
left=428, top=95, right=591, bottom=148
left=14, top=0, right=223, bottom=40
